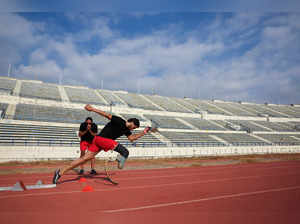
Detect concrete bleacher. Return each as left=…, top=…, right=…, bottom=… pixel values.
left=290, top=106, right=300, bottom=116
left=213, top=133, right=269, bottom=146
left=0, top=123, right=79, bottom=146
left=267, top=105, right=300, bottom=118
left=0, top=77, right=16, bottom=95
left=256, top=134, right=300, bottom=145
left=1, top=76, right=300, bottom=161
left=254, top=121, right=297, bottom=132
left=237, top=104, right=287, bottom=117
left=144, top=115, right=192, bottom=129
left=211, top=102, right=256, bottom=117
left=211, top=120, right=230, bottom=129
left=119, top=114, right=146, bottom=122
left=171, top=97, right=200, bottom=112
left=144, top=95, right=191, bottom=113
left=97, top=90, right=125, bottom=106
left=118, top=130, right=165, bottom=147
left=0, top=123, right=165, bottom=147
left=290, top=122, right=300, bottom=131
left=115, top=92, right=162, bottom=111
left=71, top=109, right=109, bottom=125
left=160, top=131, right=224, bottom=146
left=182, top=118, right=226, bottom=130
left=185, top=99, right=230, bottom=115
left=20, top=81, right=62, bottom=101
left=228, top=120, right=271, bottom=132
left=64, top=87, right=106, bottom=105
left=14, top=104, right=108, bottom=125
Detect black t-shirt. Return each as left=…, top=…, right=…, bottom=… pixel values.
left=79, top=122, right=98, bottom=143
left=98, top=115, right=132, bottom=140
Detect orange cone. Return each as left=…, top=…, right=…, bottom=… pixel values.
left=82, top=185, right=94, bottom=192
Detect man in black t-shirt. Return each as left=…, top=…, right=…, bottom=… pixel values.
left=78, top=117, right=98, bottom=175
left=84, top=104, right=151, bottom=168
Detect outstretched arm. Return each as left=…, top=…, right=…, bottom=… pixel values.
left=127, top=127, right=151, bottom=142
left=85, top=104, right=112, bottom=120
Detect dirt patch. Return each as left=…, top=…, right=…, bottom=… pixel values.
left=0, top=153, right=300, bottom=175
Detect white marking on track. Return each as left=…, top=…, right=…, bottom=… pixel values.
left=103, top=185, right=300, bottom=213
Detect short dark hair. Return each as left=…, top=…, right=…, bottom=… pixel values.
left=85, top=117, right=93, bottom=122
left=127, top=118, right=140, bottom=128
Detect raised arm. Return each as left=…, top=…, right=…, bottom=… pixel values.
left=84, top=104, right=112, bottom=120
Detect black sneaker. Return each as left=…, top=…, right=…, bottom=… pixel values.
left=79, top=169, right=84, bottom=175
left=52, top=169, right=61, bottom=184
left=90, top=169, right=97, bottom=175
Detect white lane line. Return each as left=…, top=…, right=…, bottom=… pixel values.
left=0, top=171, right=299, bottom=199
left=103, top=185, right=300, bottom=213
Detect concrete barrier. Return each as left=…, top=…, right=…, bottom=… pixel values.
left=0, top=145, right=299, bottom=162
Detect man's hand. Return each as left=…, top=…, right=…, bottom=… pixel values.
left=143, top=127, right=151, bottom=134
left=85, top=104, right=94, bottom=112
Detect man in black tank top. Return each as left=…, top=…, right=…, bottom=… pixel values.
left=84, top=104, right=151, bottom=167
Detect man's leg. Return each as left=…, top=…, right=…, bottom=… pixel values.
left=62, top=151, right=98, bottom=175
left=79, top=150, right=86, bottom=174
left=114, top=144, right=129, bottom=169
left=79, top=141, right=89, bottom=174
left=90, top=158, right=97, bottom=174
left=53, top=151, right=98, bottom=183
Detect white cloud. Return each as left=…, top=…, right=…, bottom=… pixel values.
left=2, top=13, right=300, bottom=104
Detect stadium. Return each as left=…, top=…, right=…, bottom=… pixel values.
left=1, top=7, right=300, bottom=224
left=0, top=75, right=300, bottom=162
left=1, top=75, right=300, bottom=222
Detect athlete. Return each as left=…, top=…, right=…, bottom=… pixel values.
left=78, top=117, right=98, bottom=175
left=52, top=104, right=151, bottom=184
left=84, top=104, right=145, bottom=142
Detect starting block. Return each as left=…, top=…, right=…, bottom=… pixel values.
left=0, top=180, right=56, bottom=192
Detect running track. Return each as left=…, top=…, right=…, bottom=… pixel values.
left=0, top=161, right=299, bottom=224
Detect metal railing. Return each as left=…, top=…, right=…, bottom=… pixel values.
left=1, top=139, right=298, bottom=147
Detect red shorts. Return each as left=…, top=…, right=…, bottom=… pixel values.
left=88, top=136, right=118, bottom=153
left=80, top=141, right=92, bottom=151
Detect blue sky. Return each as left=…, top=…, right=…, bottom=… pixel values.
left=2, top=0, right=300, bottom=12
left=0, top=11, right=300, bottom=104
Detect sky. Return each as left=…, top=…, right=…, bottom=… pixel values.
left=0, top=1, right=300, bottom=105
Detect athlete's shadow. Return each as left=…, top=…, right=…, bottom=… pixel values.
left=59, top=172, right=117, bottom=185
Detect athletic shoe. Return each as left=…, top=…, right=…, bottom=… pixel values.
left=90, top=169, right=97, bottom=175
left=79, top=169, right=84, bottom=175
left=116, top=154, right=126, bottom=169
left=52, top=169, right=61, bottom=184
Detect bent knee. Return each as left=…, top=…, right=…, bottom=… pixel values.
left=82, top=152, right=95, bottom=161
left=115, top=144, right=129, bottom=158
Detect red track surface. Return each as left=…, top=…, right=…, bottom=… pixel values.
left=0, top=161, right=299, bottom=224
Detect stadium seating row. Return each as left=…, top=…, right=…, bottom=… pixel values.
left=3, top=103, right=299, bottom=132
left=1, top=76, right=300, bottom=117
left=1, top=123, right=299, bottom=147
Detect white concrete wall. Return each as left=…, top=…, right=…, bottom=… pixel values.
left=0, top=145, right=299, bottom=162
